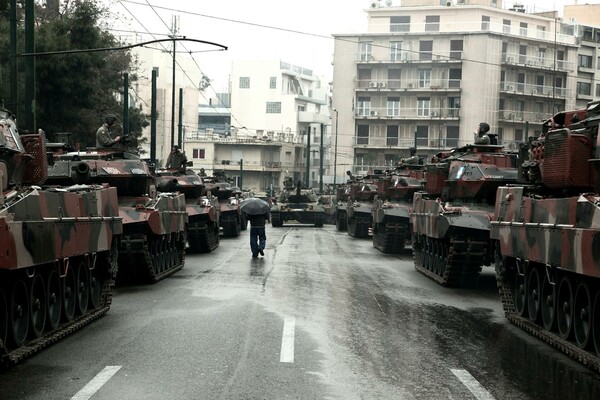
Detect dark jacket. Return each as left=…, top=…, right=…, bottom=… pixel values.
left=248, top=213, right=269, bottom=227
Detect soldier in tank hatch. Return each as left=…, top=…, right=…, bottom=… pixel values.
left=399, top=147, right=419, bottom=166
left=165, top=145, right=188, bottom=170
left=474, top=122, right=491, bottom=145
left=96, top=114, right=122, bottom=147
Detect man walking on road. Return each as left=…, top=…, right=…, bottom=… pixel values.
left=246, top=212, right=269, bottom=258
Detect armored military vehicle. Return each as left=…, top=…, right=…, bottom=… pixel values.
left=318, top=194, right=336, bottom=224
left=372, top=166, right=423, bottom=253
left=0, top=114, right=122, bottom=365
left=270, top=178, right=325, bottom=227
left=46, top=142, right=186, bottom=284
left=344, top=172, right=382, bottom=238
left=202, top=174, right=243, bottom=237
left=155, top=169, right=220, bottom=253
left=491, top=101, right=600, bottom=370
left=411, top=142, right=518, bottom=286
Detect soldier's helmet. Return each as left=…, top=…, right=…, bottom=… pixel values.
left=409, top=147, right=416, bottom=155
left=104, top=114, right=117, bottom=125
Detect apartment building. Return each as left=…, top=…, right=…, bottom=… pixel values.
left=332, top=0, right=580, bottom=175
left=185, top=60, right=333, bottom=192
left=564, top=4, right=600, bottom=109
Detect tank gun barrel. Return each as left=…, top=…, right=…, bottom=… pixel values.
left=157, top=178, right=179, bottom=192
left=70, top=161, right=90, bottom=184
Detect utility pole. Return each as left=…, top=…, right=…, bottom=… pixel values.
left=333, top=109, right=339, bottom=188
left=24, top=0, right=35, bottom=131
left=10, top=0, right=17, bottom=114
left=169, top=15, right=180, bottom=149
left=319, top=123, right=324, bottom=194
left=151, top=69, right=157, bottom=164
left=305, top=126, right=312, bottom=188
left=123, top=73, right=129, bottom=137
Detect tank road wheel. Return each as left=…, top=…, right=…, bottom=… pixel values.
left=29, top=273, right=47, bottom=338
left=514, top=267, right=527, bottom=317
left=10, top=279, right=29, bottom=347
left=592, top=290, right=600, bottom=356
left=574, top=282, right=592, bottom=349
left=76, top=261, right=90, bottom=316
left=89, top=262, right=104, bottom=310
left=439, top=242, right=449, bottom=277
left=557, top=275, right=574, bottom=340
left=541, top=272, right=556, bottom=331
left=435, top=241, right=444, bottom=276
left=46, top=268, right=62, bottom=330
left=62, top=265, right=77, bottom=322
left=0, top=286, right=8, bottom=347
left=527, top=266, right=542, bottom=323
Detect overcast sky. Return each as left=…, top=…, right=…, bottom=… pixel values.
left=106, top=0, right=600, bottom=97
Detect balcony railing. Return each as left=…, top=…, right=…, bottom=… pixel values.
left=501, top=53, right=574, bottom=72
left=357, top=78, right=461, bottom=90
left=500, top=81, right=570, bottom=98
left=354, top=107, right=461, bottom=119
left=356, top=52, right=463, bottom=63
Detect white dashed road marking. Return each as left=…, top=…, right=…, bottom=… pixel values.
left=280, top=317, right=296, bottom=363
left=71, top=365, right=122, bottom=400
left=451, top=369, right=496, bottom=400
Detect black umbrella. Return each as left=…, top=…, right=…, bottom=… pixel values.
left=240, top=197, right=271, bottom=215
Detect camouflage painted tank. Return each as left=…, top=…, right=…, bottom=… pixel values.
left=46, top=146, right=186, bottom=284
left=0, top=117, right=121, bottom=365
left=155, top=169, right=219, bottom=253
left=411, top=143, right=518, bottom=286
left=202, top=176, right=243, bottom=237
left=372, top=166, right=424, bottom=253
left=344, top=173, right=382, bottom=238
left=491, top=101, right=600, bottom=371
left=270, top=178, right=325, bottom=227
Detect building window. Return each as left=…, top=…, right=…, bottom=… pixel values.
left=481, top=16, right=490, bottom=31
left=359, top=42, right=373, bottom=61
left=515, top=129, right=524, bottom=142
left=519, top=45, right=527, bottom=64
left=285, top=151, right=292, bottom=164
left=192, top=148, right=206, bottom=159
left=390, top=16, right=410, bottom=32
left=577, top=82, right=592, bottom=96
left=357, top=125, right=369, bottom=145
left=390, top=41, right=402, bottom=61
left=597, top=56, right=600, bottom=69
left=503, top=19, right=511, bottom=34
left=596, top=84, right=600, bottom=97
left=416, top=125, right=429, bottom=148
left=387, top=125, right=399, bottom=146
left=266, top=102, right=282, bottom=113
left=446, top=126, right=459, bottom=148
left=239, top=77, right=250, bottom=88
left=418, top=69, right=431, bottom=88
left=449, top=69, right=462, bottom=88
left=387, top=97, right=400, bottom=117
left=537, top=25, right=546, bottom=39
left=388, top=68, right=401, bottom=89
left=450, top=40, right=463, bottom=60
left=519, top=22, right=528, bottom=36
left=538, top=48, right=546, bottom=65
left=578, top=55, right=593, bottom=68
left=417, top=97, right=430, bottom=117
left=419, top=40, right=433, bottom=61
left=357, top=96, right=371, bottom=116
left=425, top=15, right=440, bottom=32
left=269, top=77, right=277, bottom=89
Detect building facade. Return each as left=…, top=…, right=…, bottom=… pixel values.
left=186, top=60, right=335, bottom=192
left=332, top=0, right=580, bottom=175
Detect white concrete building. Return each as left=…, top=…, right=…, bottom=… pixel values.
left=185, top=60, right=335, bottom=192
left=131, top=45, right=202, bottom=166
left=332, top=0, right=580, bottom=175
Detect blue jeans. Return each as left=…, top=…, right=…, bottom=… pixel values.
left=250, top=226, right=266, bottom=256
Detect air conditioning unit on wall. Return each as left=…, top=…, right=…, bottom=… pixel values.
left=369, top=81, right=377, bottom=88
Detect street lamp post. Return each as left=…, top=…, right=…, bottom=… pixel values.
left=333, top=108, right=339, bottom=188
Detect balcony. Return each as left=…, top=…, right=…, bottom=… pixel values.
left=356, top=78, right=461, bottom=91
left=501, top=53, right=574, bottom=72
left=498, top=110, right=548, bottom=123
left=354, top=107, right=461, bottom=120
left=500, top=81, right=570, bottom=98
left=356, top=52, right=463, bottom=64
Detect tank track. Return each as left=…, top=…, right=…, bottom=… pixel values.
left=118, top=233, right=185, bottom=284
left=373, top=221, right=408, bottom=254
left=0, top=251, right=116, bottom=367
left=271, top=213, right=283, bottom=227
left=336, top=210, right=347, bottom=231
left=221, top=214, right=241, bottom=237
left=347, top=213, right=371, bottom=238
left=413, top=234, right=486, bottom=286
left=187, top=220, right=219, bottom=253
left=496, top=258, right=600, bottom=372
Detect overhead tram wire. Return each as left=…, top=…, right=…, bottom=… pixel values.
left=142, top=0, right=245, bottom=127
left=119, top=0, right=599, bottom=86
left=119, top=0, right=244, bottom=127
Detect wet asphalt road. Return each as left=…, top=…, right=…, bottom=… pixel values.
left=1, top=225, right=600, bottom=400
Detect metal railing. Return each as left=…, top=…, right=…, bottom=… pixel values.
left=354, top=107, right=461, bottom=119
